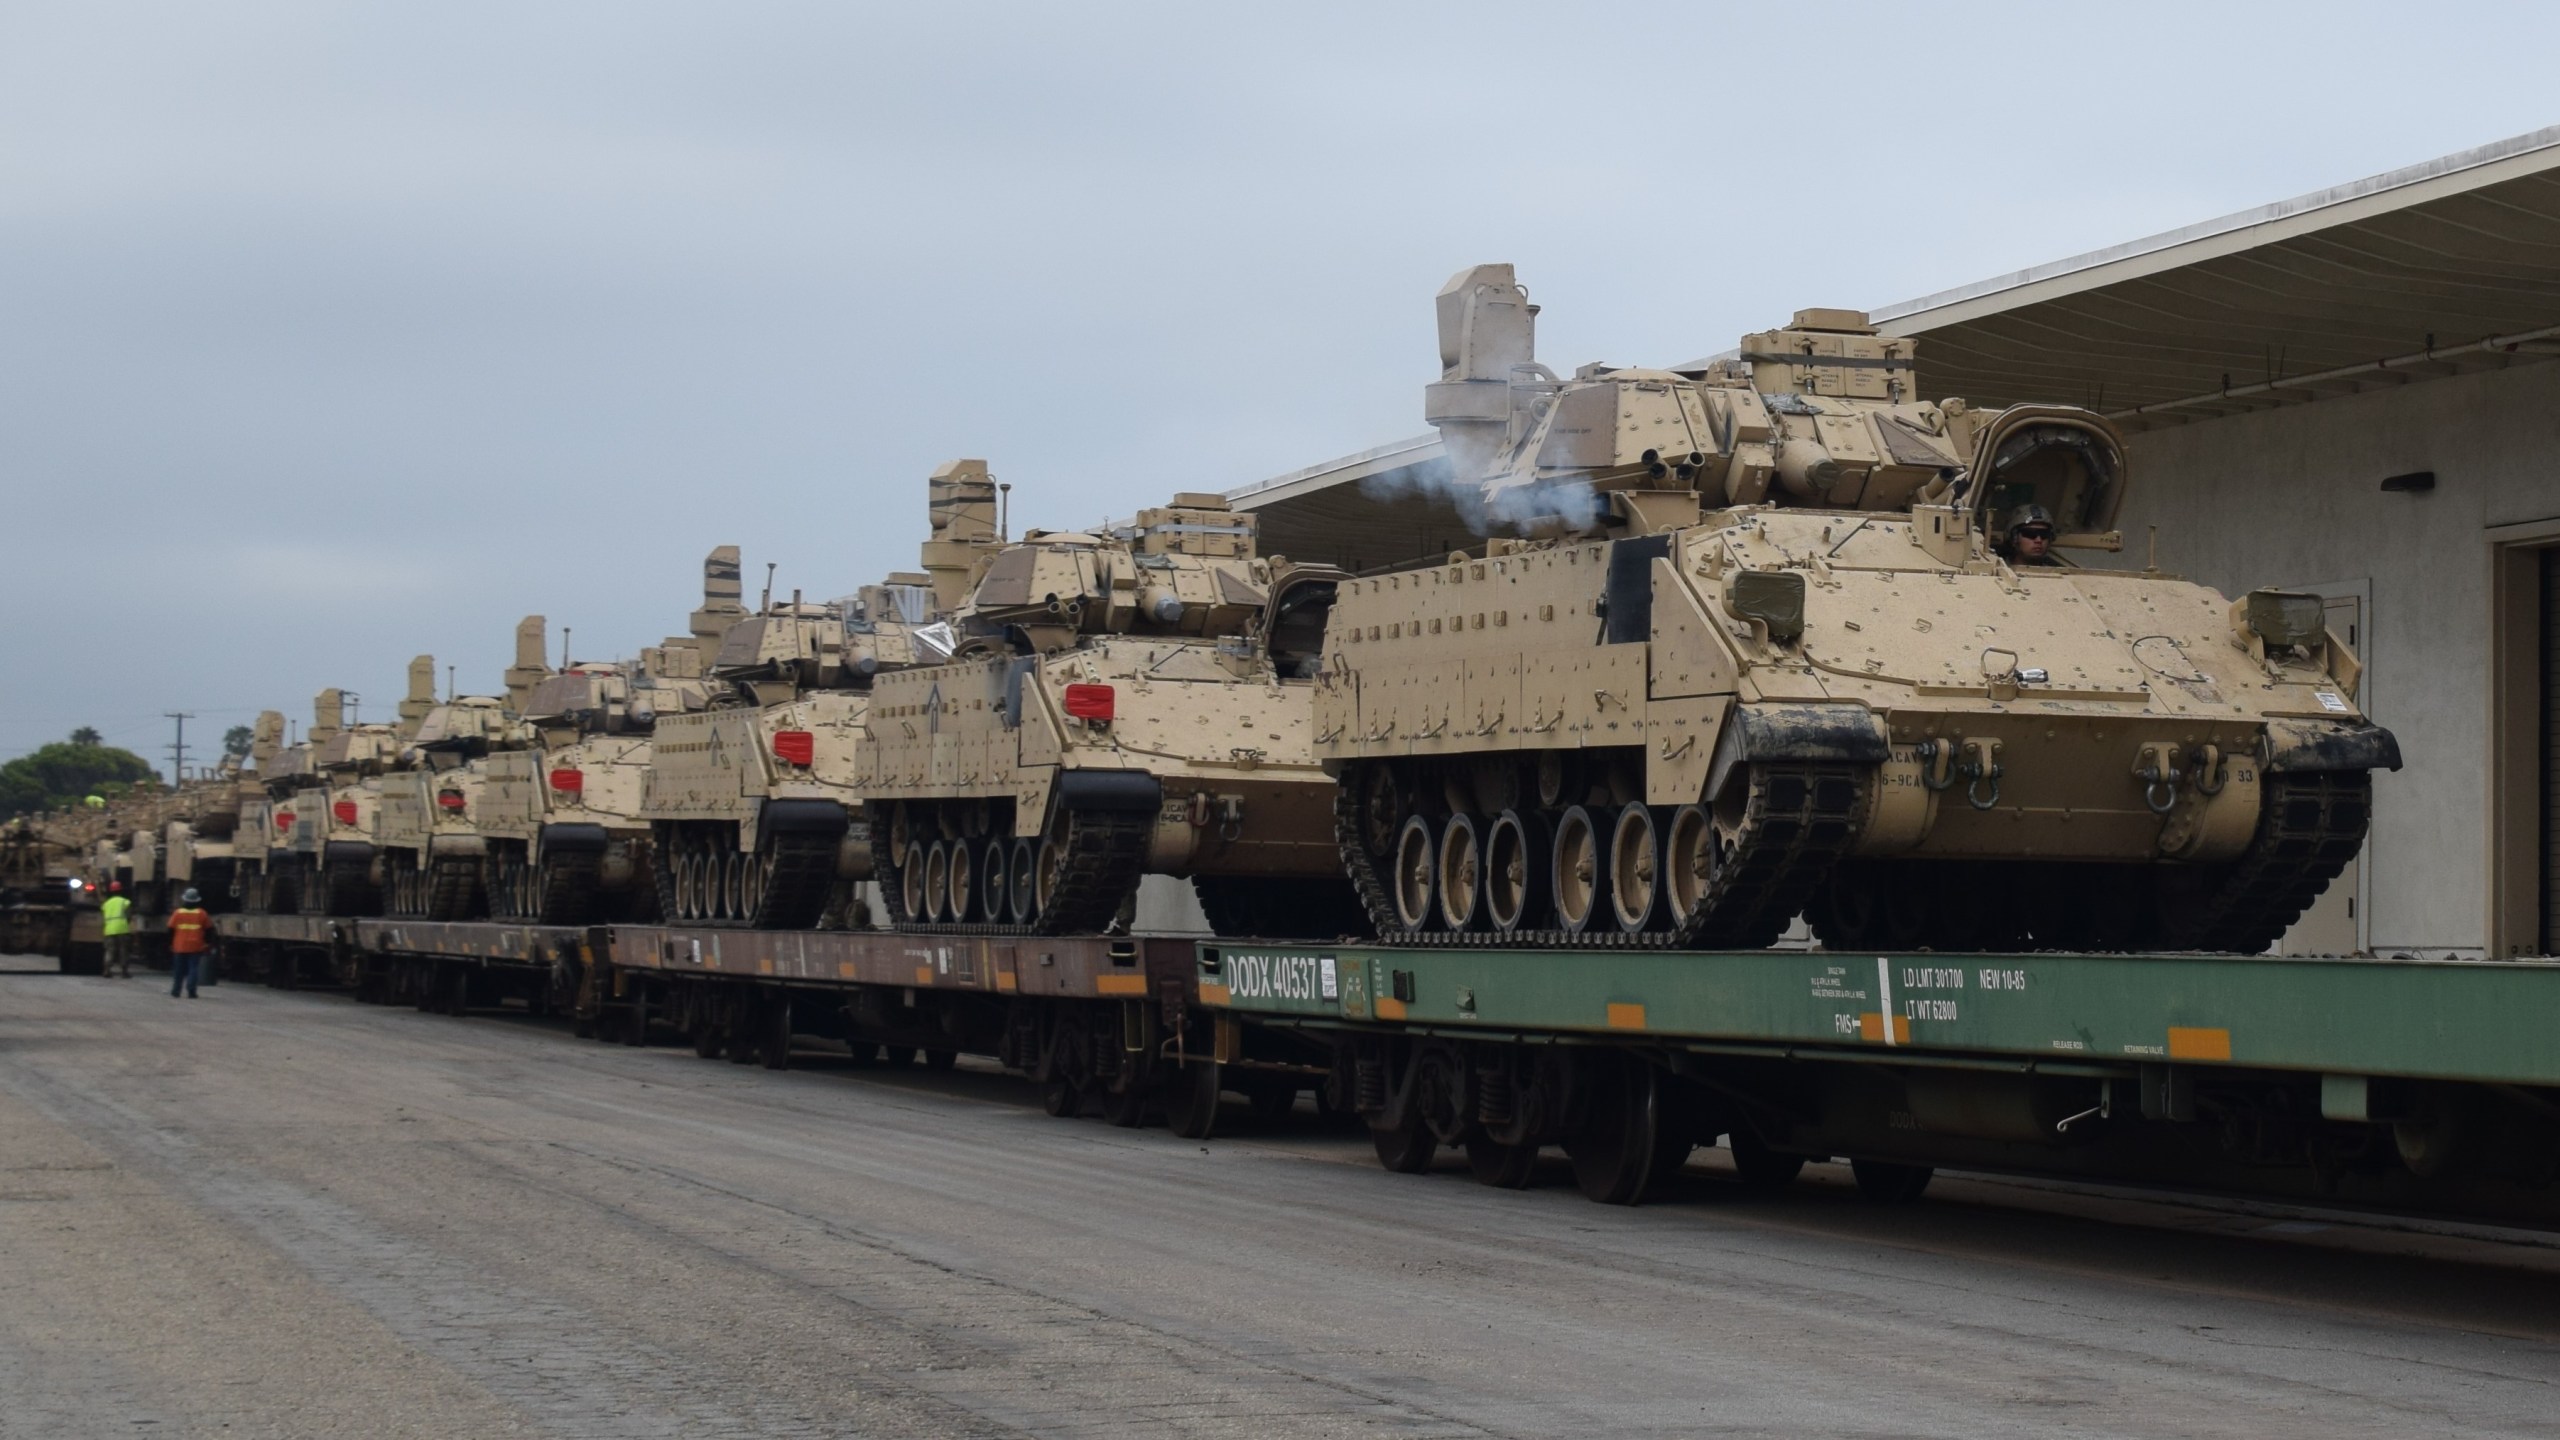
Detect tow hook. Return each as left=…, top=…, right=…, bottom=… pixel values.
left=1957, top=737, right=2004, bottom=810
left=2189, top=743, right=2227, bottom=795
left=2134, top=742, right=2184, bottom=815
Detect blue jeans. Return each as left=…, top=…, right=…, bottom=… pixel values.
left=169, top=954, right=200, bottom=997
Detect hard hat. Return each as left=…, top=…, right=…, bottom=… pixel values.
left=181, top=888, right=201, bottom=905
left=2003, top=504, right=2055, bottom=536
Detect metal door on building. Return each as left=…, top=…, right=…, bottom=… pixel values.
left=2279, top=587, right=2369, bottom=956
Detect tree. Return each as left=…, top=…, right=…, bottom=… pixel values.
left=68, top=726, right=101, bottom=746
left=0, top=739, right=156, bottom=819
left=223, top=725, right=254, bottom=758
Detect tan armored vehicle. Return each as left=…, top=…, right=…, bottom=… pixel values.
left=643, top=515, right=960, bottom=928
left=377, top=680, right=526, bottom=920
left=260, top=688, right=409, bottom=915
left=238, top=702, right=338, bottom=914
left=1317, top=264, right=2398, bottom=953
left=222, top=711, right=288, bottom=908
left=859, top=479, right=1361, bottom=937
left=480, top=614, right=710, bottom=924
left=161, top=760, right=246, bottom=913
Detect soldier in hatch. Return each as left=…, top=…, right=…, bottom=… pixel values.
left=2000, top=505, right=2060, bottom=566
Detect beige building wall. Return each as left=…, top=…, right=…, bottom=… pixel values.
left=2108, top=362, right=2560, bottom=956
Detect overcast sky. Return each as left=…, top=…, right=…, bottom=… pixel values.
left=4, top=1, right=2555, bottom=771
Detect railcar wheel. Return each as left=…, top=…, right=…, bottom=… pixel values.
left=1465, top=1134, right=1539, bottom=1189
left=1008, top=838, right=1039, bottom=923
left=1099, top=1078, right=1148, bottom=1128
left=1609, top=806, right=1666, bottom=934
left=1247, top=1077, right=1299, bottom=1125
left=1564, top=1054, right=1669, bottom=1205
left=1164, top=1061, right=1221, bottom=1140
left=691, top=1018, right=724, bottom=1059
left=761, top=994, right=792, bottom=1071
left=883, top=1045, right=917, bottom=1068
left=726, top=1002, right=762, bottom=1064
left=1851, top=1159, right=1934, bottom=1202
left=844, top=1040, right=881, bottom=1067
left=1728, top=1128, right=1806, bottom=1192
left=1041, top=1075, right=1081, bottom=1118
left=1550, top=806, right=1612, bottom=935
left=1436, top=814, right=1485, bottom=933
left=923, top=1048, right=957, bottom=1071
left=1390, top=815, right=1436, bottom=932
left=1369, top=1112, right=1436, bottom=1173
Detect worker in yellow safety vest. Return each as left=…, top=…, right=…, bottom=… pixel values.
left=100, top=882, right=135, bottom=979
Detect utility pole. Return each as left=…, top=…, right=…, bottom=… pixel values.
left=164, top=711, right=195, bottom=783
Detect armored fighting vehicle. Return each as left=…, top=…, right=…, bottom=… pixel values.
left=238, top=701, right=340, bottom=914
left=480, top=612, right=712, bottom=924
left=859, top=481, right=1361, bottom=938
left=377, top=669, right=528, bottom=920
left=644, top=479, right=969, bottom=929
left=0, top=815, right=83, bottom=955
left=1316, top=264, right=2398, bottom=954
left=271, top=689, right=410, bottom=915
left=160, top=760, right=246, bottom=914
left=221, top=712, right=288, bottom=908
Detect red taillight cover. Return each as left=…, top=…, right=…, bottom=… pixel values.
left=332, top=800, right=359, bottom=825
left=436, top=790, right=467, bottom=812
left=548, top=768, right=584, bottom=793
left=1063, top=684, right=1115, bottom=722
left=772, top=730, right=815, bottom=767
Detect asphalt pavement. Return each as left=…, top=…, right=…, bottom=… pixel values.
left=5, top=955, right=2558, bottom=1439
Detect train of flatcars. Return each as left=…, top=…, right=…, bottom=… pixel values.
left=10, top=266, right=2544, bottom=1230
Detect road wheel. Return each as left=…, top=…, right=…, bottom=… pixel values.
left=1484, top=809, right=1550, bottom=934
left=1389, top=814, right=1436, bottom=932
left=1609, top=805, right=1666, bottom=934
left=1436, top=814, right=1484, bottom=932
left=1551, top=806, right=1612, bottom=935
left=1008, top=838, right=1039, bottom=924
